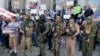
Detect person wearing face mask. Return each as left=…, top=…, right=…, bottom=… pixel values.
left=64, top=14, right=79, bottom=56
left=37, top=14, right=49, bottom=56
left=20, top=14, right=33, bottom=56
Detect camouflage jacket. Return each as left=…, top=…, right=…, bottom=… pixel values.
left=53, top=22, right=64, bottom=37
left=20, top=20, right=33, bottom=37
left=82, top=23, right=96, bottom=42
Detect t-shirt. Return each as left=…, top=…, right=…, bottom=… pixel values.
left=7, top=22, right=20, bottom=37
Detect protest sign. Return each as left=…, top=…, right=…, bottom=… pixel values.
left=66, top=1, right=74, bottom=6
left=14, top=2, right=19, bottom=8
left=39, top=10, right=44, bottom=16
left=63, top=15, right=70, bottom=19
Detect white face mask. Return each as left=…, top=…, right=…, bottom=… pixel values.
left=31, top=16, right=35, bottom=21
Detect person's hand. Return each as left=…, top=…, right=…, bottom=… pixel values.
left=66, top=28, right=69, bottom=33
left=25, top=27, right=29, bottom=31
left=54, top=33, right=57, bottom=36
left=20, top=30, right=24, bottom=33
left=81, top=30, right=83, bottom=33
left=86, top=39, right=90, bottom=43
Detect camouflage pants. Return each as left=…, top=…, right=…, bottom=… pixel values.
left=38, top=34, right=46, bottom=56
left=38, top=41, right=45, bottom=56
left=21, top=36, right=32, bottom=56
left=82, top=40, right=93, bottom=56
left=52, top=37, right=60, bottom=56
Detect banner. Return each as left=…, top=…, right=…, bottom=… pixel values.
left=0, top=7, right=16, bottom=19
left=63, top=15, right=70, bottom=19
left=30, top=9, right=38, bottom=14
left=14, top=2, right=19, bottom=8
left=29, top=2, right=37, bottom=9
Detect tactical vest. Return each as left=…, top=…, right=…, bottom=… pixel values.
left=66, top=23, right=77, bottom=36
left=37, top=23, right=46, bottom=33
left=74, top=6, right=81, bottom=15
left=21, top=21, right=33, bottom=37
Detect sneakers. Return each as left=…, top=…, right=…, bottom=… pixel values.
left=10, top=51, right=17, bottom=56
left=5, top=49, right=9, bottom=52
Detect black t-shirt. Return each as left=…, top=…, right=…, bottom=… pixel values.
left=84, top=9, right=94, bottom=17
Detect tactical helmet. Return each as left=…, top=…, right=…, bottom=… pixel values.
left=86, top=16, right=93, bottom=24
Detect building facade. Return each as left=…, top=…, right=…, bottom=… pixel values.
left=25, top=0, right=54, bottom=10
left=0, top=0, right=8, bottom=9
left=40, top=0, right=54, bottom=10
left=11, top=0, right=25, bottom=10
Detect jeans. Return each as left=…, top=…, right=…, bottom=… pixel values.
left=47, top=33, right=53, bottom=49
left=32, top=32, right=38, bottom=47
left=18, top=32, right=22, bottom=44
left=4, top=33, right=9, bottom=48
left=78, top=33, right=82, bottom=50
left=0, top=33, right=5, bottom=45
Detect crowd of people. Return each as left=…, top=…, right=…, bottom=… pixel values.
left=0, top=5, right=100, bottom=56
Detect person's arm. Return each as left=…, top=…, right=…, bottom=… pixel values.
left=84, top=10, right=87, bottom=17
left=89, top=23, right=96, bottom=42
left=74, top=24, right=80, bottom=36
left=42, top=23, right=49, bottom=36
left=1, top=21, right=6, bottom=30
left=19, top=22, right=24, bottom=33
left=55, top=23, right=64, bottom=36
left=29, top=21, right=34, bottom=34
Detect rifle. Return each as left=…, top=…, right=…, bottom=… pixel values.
left=65, top=19, right=76, bottom=40
left=66, top=26, right=76, bottom=40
